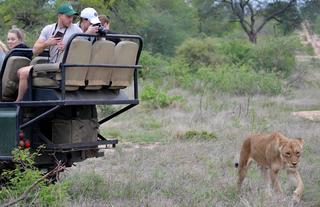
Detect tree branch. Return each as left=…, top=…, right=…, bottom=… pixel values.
left=2, top=162, right=65, bottom=207
left=224, top=0, right=251, bottom=35
left=256, top=0, right=296, bottom=33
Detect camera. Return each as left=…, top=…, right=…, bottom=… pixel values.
left=92, top=23, right=107, bottom=36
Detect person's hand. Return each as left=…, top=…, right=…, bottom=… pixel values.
left=57, top=40, right=65, bottom=52
left=86, top=25, right=99, bottom=35
left=45, top=37, right=61, bottom=47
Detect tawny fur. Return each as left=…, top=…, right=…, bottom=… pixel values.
left=236, top=132, right=304, bottom=203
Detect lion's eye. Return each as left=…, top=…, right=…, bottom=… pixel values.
left=285, top=152, right=291, bottom=156
left=296, top=152, right=300, bottom=156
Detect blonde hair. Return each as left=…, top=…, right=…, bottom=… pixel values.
left=98, top=15, right=110, bottom=25
left=8, top=28, right=25, bottom=43
left=0, top=40, right=8, bottom=53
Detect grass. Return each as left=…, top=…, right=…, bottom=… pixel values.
left=59, top=49, right=320, bottom=207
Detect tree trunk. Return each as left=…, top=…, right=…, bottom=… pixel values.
left=248, top=33, right=257, bottom=44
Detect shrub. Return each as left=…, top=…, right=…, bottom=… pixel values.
left=177, top=130, right=217, bottom=141
left=219, top=39, right=253, bottom=64
left=141, top=84, right=183, bottom=108
left=197, top=64, right=282, bottom=95
left=97, top=105, right=117, bottom=119
left=139, top=51, right=169, bottom=80
left=167, top=57, right=194, bottom=88
left=248, top=36, right=299, bottom=77
left=175, top=36, right=298, bottom=78
left=0, top=148, right=69, bottom=206
left=304, top=42, right=315, bottom=56
left=175, top=37, right=229, bottom=68
left=313, top=16, right=320, bottom=36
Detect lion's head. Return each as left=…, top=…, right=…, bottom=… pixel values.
left=279, top=138, right=304, bottom=168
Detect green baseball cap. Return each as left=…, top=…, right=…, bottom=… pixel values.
left=57, top=3, right=78, bottom=16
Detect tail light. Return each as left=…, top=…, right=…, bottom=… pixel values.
left=25, top=139, right=31, bottom=148
left=18, top=131, right=31, bottom=149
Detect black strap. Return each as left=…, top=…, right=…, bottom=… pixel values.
left=51, top=23, right=68, bottom=36
left=49, top=23, right=68, bottom=63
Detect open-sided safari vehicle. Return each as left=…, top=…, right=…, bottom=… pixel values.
left=0, top=33, right=143, bottom=169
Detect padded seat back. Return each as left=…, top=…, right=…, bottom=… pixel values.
left=2, top=56, right=31, bottom=101
left=64, top=39, right=92, bottom=90
left=110, top=41, right=139, bottom=89
left=85, top=40, right=115, bottom=90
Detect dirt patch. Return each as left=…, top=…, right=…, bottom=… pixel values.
left=292, top=111, right=320, bottom=121
left=301, top=21, right=320, bottom=57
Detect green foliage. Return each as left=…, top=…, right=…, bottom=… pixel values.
left=175, top=37, right=229, bottom=68
left=219, top=39, right=253, bottom=64
left=191, top=0, right=241, bottom=36
left=140, top=0, right=198, bottom=55
left=178, top=130, right=217, bottom=141
left=249, top=36, right=299, bottom=77
left=97, top=105, right=117, bottom=119
left=264, top=1, right=302, bottom=35
left=139, top=51, right=169, bottom=80
left=172, top=36, right=295, bottom=95
left=0, top=0, right=54, bottom=29
left=141, top=84, right=183, bottom=108
left=304, top=42, right=315, bottom=56
left=313, top=16, right=320, bottom=35
left=177, top=36, right=298, bottom=77
left=197, top=64, right=282, bottom=95
left=167, top=57, right=194, bottom=88
left=301, top=0, right=320, bottom=22
left=0, top=148, right=69, bottom=206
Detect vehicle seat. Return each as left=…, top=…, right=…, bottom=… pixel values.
left=2, top=56, right=31, bottom=101
left=32, top=39, right=92, bottom=91
left=110, top=41, right=139, bottom=89
left=30, top=56, right=49, bottom=65
left=85, top=40, right=115, bottom=90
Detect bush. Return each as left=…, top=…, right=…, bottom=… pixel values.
left=141, top=84, right=183, bottom=108
left=139, top=51, right=169, bottom=80
left=0, top=148, right=69, bottom=206
left=248, top=36, right=299, bottom=77
left=313, top=16, right=320, bottom=35
left=219, top=39, right=253, bottom=64
left=175, top=36, right=298, bottom=78
left=97, top=105, right=117, bottom=119
left=167, top=57, right=194, bottom=88
left=197, top=64, right=282, bottom=95
left=177, top=130, right=217, bottom=141
left=304, top=43, right=315, bottom=56
left=175, top=37, right=229, bottom=68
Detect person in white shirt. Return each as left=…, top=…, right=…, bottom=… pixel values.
left=15, top=3, right=81, bottom=101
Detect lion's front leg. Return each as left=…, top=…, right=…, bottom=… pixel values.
left=287, top=169, right=304, bottom=203
left=270, top=169, right=283, bottom=194
left=260, top=166, right=272, bottom=196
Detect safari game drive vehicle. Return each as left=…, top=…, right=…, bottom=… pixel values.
left=0, top=33, right=143, bottom=171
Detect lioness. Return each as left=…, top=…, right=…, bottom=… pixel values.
left=236, top=132, right=304, bottom=202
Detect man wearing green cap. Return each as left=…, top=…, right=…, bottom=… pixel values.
left=33, top=3, right=82, bottom=62
left=15, top=3, right=82, bottom=101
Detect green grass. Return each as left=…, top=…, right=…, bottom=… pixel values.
left=102, top=127, right=168, bottom=143
left=62, top=44, right=320, bottom=207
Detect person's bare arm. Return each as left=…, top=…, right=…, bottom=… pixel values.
left=32, top=37, right=61, bottom=56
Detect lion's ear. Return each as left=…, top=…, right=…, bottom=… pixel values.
left=295, top=138, right=304, bottom=147
left=278, top=138, right=287, bottom=151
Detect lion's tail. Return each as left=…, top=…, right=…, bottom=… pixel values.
left=235, top=138, right=251, bottom=169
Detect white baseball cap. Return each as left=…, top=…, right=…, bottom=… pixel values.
left=80, top=8, right=100, bottom=24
